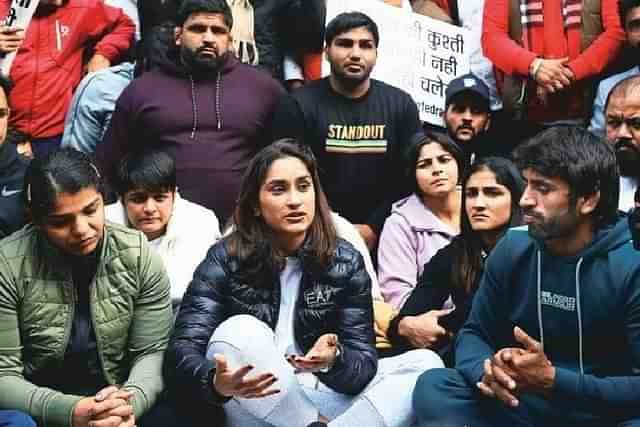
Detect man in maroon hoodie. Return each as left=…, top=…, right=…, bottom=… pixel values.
left=98, top=0, right=285, bottom=224
left=0, top=0, right=135, bottom=158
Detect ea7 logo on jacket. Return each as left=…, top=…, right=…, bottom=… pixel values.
left=304, top=286, right=336, bottom=309
left=540, top=291, right=576, bottom=312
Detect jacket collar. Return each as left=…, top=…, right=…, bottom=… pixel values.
left=392, top=193, right=457, bottom=234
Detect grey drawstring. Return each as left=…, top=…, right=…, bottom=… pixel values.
left=536, top=251, right=545, bottom=349
left=215, top=71, right=222, bottom=131
left=537, top=251, right=585, bottom=375
left=575, top=257, right=585, bottom=374
left=190, top=72, right=222, bottom=137
left=189, top=75, right=198, bottom=139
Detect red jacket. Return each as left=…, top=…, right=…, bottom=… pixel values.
left=1, top=0, right=134, bottom=138
left=481, top=0, right=624, bottom=122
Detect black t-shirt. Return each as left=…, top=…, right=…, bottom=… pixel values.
left=271, top=78, right=420, bottom=233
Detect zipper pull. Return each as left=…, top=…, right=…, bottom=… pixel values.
left=55, top=19, right=62, bottom=51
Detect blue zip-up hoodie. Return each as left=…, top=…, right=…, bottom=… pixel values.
left=456, top=216, right=640, bottom=415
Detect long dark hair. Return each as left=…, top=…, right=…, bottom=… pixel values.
left=450, top=157, right=525, bottom=294
left=227, top=139, right=337, bottom=289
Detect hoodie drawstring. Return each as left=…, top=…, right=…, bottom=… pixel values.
left=189, top=72, right=222, bottom=139
left=189, top=75, right=198, bottom=139
left=215, top=72, right=222, bottom=131
left=536, top=251, right=545, bottom=350
left=575, top=257, right=585, bottom=374
left=536, top=250, right=585, bottom=375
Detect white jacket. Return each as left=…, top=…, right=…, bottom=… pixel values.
left=105, top=192, right=221, bottom=304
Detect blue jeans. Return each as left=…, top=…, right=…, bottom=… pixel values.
left=0, top=411, right=36, bottom=427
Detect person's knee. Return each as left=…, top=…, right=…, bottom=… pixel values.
left=209, top=315, right=272, bottom=347
left=401, top=348, right=445, bottom=370
left=0, top=410, right=37, bottom=427
left=618, top=417, right=640, bottom=427
left=207, top=314, right=274, bottom=362
left=412, top=368, right=457, bottom=420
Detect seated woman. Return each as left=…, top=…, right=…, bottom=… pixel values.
left=105, top=150, right=221, bottom=308
left=387, top=157, right=524, bottom=365
left=0, top=148, right=174, bottom=426
left=378, top=131, right=464, bottom=309
left=165, top=140, right=443, bottom=427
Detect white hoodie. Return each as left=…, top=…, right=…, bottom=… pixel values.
left=105, top=191, right=221, bottom=304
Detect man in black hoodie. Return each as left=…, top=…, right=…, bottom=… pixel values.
left=98, top=0, right=285, bottom=224
left=0, top=73, right=29, bottom=239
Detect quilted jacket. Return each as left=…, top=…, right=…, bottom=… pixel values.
left=0, top=223, right=173, bottom=426
left=165, top=237, right=377, bottom=406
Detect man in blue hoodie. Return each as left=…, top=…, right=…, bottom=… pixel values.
left=413, top=125, right=640, bottom=426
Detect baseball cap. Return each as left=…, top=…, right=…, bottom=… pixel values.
left=445, top=73, right=490, bottom=109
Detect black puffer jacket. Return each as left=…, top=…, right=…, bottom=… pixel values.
left=164, top=236, right=377, bottom=406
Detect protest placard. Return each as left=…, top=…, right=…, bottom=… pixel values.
left=323, top=0, right=470, bottom=126
left=0, top=0, right=38, bottom=75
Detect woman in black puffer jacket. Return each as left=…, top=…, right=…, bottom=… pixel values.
left=165, top=139, right=443, bottom=427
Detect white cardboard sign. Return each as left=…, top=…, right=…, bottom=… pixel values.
left=1, top=0, right=38, bottom=75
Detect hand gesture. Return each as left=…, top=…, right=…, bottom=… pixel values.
left=211, top=354, right=280, bottom=399
left=533, top=57, right=574, bottom=93
left=507, top=326, right=555, bottom=395
left=0, top=26, right=24, bottom=54
left=86, top=54, right=110, bottom=74
left=287, top=333, right=339, bottom=373
left=91, top=386, right=135, bottom=427
left=476, top=346, right=526, bottom=407
left=72, top=386, right=134, bottom=427
left=476, top=326, right=555, bottom=407
left=399, top=309, right=454, bottom=349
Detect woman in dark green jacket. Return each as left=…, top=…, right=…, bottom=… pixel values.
left=0, top=148, right=174, bottom=427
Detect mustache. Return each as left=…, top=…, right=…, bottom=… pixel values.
left=197, top=46, right=217, bottom=54
left=614, top=139, right=640, bottom=153
left=457, top=125, right=474, bottom=132
left=522, top=209, right=544, bottom=221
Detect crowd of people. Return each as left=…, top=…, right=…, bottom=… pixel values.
left=0, top=0, right=640, bottom=426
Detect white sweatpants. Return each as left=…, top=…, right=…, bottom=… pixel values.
left=206, top=315, right=444, bottom=427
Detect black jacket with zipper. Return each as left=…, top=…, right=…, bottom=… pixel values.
left=164, top=236, right=377, bottom=407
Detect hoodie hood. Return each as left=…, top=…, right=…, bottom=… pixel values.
left=530, top=214, right=630, bottom=262
left=150, top=22, right=239, bottom=79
